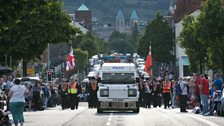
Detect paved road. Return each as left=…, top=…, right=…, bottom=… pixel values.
left=21, top=102, right=224, bottom=126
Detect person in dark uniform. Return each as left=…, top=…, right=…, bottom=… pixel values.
left=89, top=77, right=98, bottom=108
left=138, top=76, right=144, bottom=107
left=75, top=80, right=82, bottom=109
left=143, top=79, right=152, bottom=108
left=60, top=80, right=69, bottom=110
left=152, top=79, right=161, bottom=107
left=31, top=81, right=41, bottom=111
left=68, top=79, right=79, bottom=110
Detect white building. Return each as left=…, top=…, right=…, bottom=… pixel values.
left=175, top=9, right=201, bottom=77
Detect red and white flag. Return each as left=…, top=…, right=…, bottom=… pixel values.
left=144, top=46, right=152, bottom=75
left=66, top=46, right=75, bottom=71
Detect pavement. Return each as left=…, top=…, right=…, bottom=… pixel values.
left=12, top=102, right=224, bottom=126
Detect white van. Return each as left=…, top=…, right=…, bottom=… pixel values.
left=97, top=63, right=140, bottom=113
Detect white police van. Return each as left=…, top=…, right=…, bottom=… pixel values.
left=97, top=63, right=140, bottom=113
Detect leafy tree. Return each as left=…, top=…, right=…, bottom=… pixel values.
left=196, top=0, right=224, bottom=73
left=131, top=22, right=139, bottom=50
left=74, top=32, right=108, bottom=58
left=108, top=31, right=134, bottom=53
left=137, top=13, right=174, bottom=63
left=74, top=48, right=88, bottom=72
left=0, top=0, right=79, bottom=76
left=78, top=37, right=98, bottom=58
left=179, top=16, right=207, bottom=73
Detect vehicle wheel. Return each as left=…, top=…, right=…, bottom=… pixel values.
left=133, top=107, right=139, bottom=113
left=217, top=103, right=221, bottom=116
left=220, top=104, right=224, bottom=116
left=97, top=101, right=103, bottom=113
left=97, top=108, right=103, bottom=113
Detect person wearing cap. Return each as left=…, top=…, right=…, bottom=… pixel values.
left=143, top=78, right=152, bottom=108
left=152, top=79, right=161, bottom=107
left=88, top=77, right=98, bottom=108
left=68, top=79, right=79, bottom=110
left=60, top=80, right=69, bottom=110
left=138, top=76, right=144, bottom=107
left=162, top=76, right=172, bottom=109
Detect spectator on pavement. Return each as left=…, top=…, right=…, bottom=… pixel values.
left=179, top=77, right=189, bottom=112
left=5, top=75, right=14, bottom=111
left=171, top=80, right=177, bottom=108
left=31, top=81, right=41, bottom=111
left=42, top=84, right=50, bottom=108
left=199, top=74, right=209, bottom=115
left=214, top=73, right=223, bottom=91
left=8, top=79, right=28, bottom=126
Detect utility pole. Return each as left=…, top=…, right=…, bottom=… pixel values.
left=47, top=44, right=50, bottom=82
left=60, top=43, right=63, bottom=79
left=10, top=56, right=12, bottom=68
left=5, top=55, right=7, bottom=66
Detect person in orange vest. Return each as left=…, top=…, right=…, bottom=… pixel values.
left=88, top=77, right=98, bottom=108
left=162, top=76, right=172, bottom=109
left=68, top=79, right=79, bottom=110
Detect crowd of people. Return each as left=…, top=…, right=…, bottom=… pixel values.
left=138, top=73, right=223, bottom=115
left=58, top=78, right=82, bottom=110
left=0, top=72, right=223, bottom=125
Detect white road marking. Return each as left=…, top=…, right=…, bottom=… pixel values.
left=106, top=113, right=113, bottom=126
left=186, top=114, right=219, bottom=126
left=106, top=122, right=111, bottom=126
left=108, top=118, right=112, bottom=121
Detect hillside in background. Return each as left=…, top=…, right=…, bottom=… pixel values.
left=63, top=0, right=170, bottom=24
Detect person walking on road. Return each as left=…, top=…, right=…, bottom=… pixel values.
left=152, top=79, right=161, bottom=108
left=60, top=80, right=70, bottom=110
left=143, top=79, right=152, bottom=108
left=89, top=77, right=98, bottom=108
left=68, top=79, right=78, bottom=110
left=8, top=79, right=28, bottom=126
left=162, top=76, right=171, bottom=109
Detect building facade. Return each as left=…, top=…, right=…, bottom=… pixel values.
left=75, top=3, right=92, bottom=31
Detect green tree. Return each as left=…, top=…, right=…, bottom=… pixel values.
left=0, top=0, right=79, bottom=76
left=78, top=37, right=98, bottom=58
left=179, top=15, right=207, bottom=73
left=196, top=0, right=224, bottom=73
left=108, top=31, right=133, bottom=53
left=131, top=23, right=139, bottom=51
left=137, top=13, right=174, bottom=63
left=74, top=48, right=88, bottom=72
left=74, top=32, right=108, bottom=58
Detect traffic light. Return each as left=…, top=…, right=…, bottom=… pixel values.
left=52, top=72, right=55, bottom=78
left=47, top=71, right=52, bottom=82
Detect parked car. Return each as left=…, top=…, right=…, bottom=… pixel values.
left=217, top=89, right=224, bottom=116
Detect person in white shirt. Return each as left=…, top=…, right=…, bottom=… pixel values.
left=8, top=79, right=28, bottom=126
left=179, top=77, right=189, bottom=112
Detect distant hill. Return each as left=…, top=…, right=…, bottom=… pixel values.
left=63, top=0, right=170, bottom=24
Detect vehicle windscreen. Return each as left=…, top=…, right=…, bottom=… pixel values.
left=102, top=73, right=135, bottom=84
left=20, top=80, right=37, bottom=87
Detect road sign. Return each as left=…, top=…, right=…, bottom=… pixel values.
left=27, top=68, right=35, bottom=75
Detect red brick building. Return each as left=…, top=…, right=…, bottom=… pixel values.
left=174, top=0, right=202, bottom=22
left=75, top=3, right=92, bottom=31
